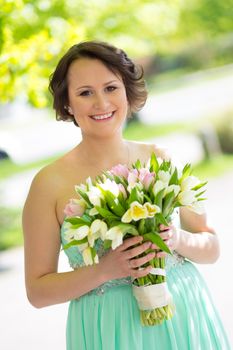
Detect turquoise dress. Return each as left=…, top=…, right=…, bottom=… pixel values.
left=61, top=223, right=231, bottom=350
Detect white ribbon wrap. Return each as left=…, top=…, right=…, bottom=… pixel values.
left=132, top=282, right=172, bottom=310
left=149, top=268, right=166, bottom=276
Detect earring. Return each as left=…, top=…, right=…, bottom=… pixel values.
left=67, top=106, right=73, bottom=115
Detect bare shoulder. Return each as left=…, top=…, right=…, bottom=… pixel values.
left=30, top=158, right=66, bottom=194
left=128, top=140, right=170, bottom=163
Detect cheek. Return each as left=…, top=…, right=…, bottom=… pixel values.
left=117, top=90, right=129, bottom=109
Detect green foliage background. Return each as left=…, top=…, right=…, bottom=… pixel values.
left=0, top=0, right=233, bottom=107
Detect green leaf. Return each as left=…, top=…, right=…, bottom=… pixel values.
left=179, top=163, right=192, bottom=183
left=97, top=187, right=125, bottom=216
left=63, top=237, right=87, bottom=250
left=81, top=214, right=92, bottom=223
left=197, top=197, right=207, bottom=201
left=109, top=219, right=121, bottom=227
left=143, top=232, right=172, bottom=254
left=191, top=181, right=207, bottom=191
left=127, top=187, right=140, bottom=205
left=155, top=213, right=169, bottom=226
left=133, top=159, right=142, bottom=170
left=195, top=190, right=206, bottom=198
left=91, top=247, right=97, bottom=261
left=103, top=240, right=112, bottom=250
left=150, top=152, right=159, bottom=173
left=95, top=206, right=119, bottom=220
left=144, top=193, right=152, bottom=203
left=145, top=217, right=155, bottom=232
left=118, top=191, right=128, bottom=210
left=160, top=160, right=171, bottom=172
left=76, top=189, right=92, bottom=206
left=65, top=217, right=91, bottom=226
left=117, top=223, right=139, bottom=236
left=138, top=218, right=146, bottom=234
left=163, top=190, right=175, bottom=217
left=154, top=188, right=165, bottom=207
left=169, top=168, right=178, bottom=185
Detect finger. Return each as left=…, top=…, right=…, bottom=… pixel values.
left=129, top=252, right=155, bottom=268
left=125, top=241, right=152, bottom=259
left=131, top=265, right=153, bottom=278
left=159, top=224, right=170, bottom=231
left=151, top=243, right=159, bottom=250
left=156, top=251, right=168, bottom=258
left=160, top=230, right=172, bottom=240
left=117, top=236, right=143, bottom=251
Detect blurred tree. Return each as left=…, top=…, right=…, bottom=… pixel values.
left=0, top=0, right=232, bottom=107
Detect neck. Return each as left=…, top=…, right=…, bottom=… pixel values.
left=78, top=133, right=130, bottom=169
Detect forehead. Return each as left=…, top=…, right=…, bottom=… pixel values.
left=67, top=58, right=122, bottom=86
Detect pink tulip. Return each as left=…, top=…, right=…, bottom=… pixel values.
left=64, top=199, right=85, bottom=217
left=139, top=168, right=155, bottom=190
left=127, top=169, right=139, bottom=188
left=118, top=183, right=128, bottom=199
left=111, top=164, right=129, bottom=179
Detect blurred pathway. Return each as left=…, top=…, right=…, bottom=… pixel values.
left=140, top=64, right=233, bottom=124
left=0, top=170, right=232, bottom=349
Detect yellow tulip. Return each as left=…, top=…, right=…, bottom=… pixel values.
left=122, top=201, right=148, bottom=223
left=143, top=202, right=161, bottom=217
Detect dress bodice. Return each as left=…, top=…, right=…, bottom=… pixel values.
left=60, top=210, right=185, bottom=297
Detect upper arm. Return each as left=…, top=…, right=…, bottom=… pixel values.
left=152, top=144, right=170, bottom=161
left=22, top=168, right=61, bottom=290
left=179, top=207, right=215, bottom=234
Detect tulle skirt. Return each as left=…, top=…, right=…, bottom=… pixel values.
left=66, top=260, right=231, bottom=350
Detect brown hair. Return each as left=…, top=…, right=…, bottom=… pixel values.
left=49, top=41, right=147, bottom=125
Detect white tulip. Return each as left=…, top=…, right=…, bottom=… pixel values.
left=178, top=190, right=196, bottom=206
left=153, top=180, right=166, bottom=196
left=82, top=247, right=94, bottom=266
left=181, top=176, right=200, bottom=191
left=158, top=170, right=170, bottom=184
left=99, top=178, right=119, bottom=197
left=64, top=228, right=75, bottom=243
left=86, top=176, right=93, bottom=189
left=165, top=184, right=180, bottom=197
left=105, top=226, right=123, bottom=250
left=89, top=207, right=99, bottom=216
left=73, top=225, right=89, bottom=240
left=78, top=242, right=89, bottom=252
left=87, top=186, right=103, bottom=206
left=143, top=202, right=161, bottom=217
left=90, top=219, right=108, bottom=241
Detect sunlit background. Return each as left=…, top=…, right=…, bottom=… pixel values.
left=0, top=0, right=233, bottom=349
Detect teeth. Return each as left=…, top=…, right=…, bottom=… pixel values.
left=91, top=112, right=113, bottom=120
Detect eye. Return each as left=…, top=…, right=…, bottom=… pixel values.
left=106, top=85, right=117, bottom=92
left=79, top=90, right=92, bottom=96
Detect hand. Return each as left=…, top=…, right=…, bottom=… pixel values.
left=155, top=224, right=180, bottom=258
left=99, top=236, right=156, bottom=281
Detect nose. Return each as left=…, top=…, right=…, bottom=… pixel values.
left=93, top=92, right=110, bottom=110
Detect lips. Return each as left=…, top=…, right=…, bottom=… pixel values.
left=90, top=111, right=114, bottom=121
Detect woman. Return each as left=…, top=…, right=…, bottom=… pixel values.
left=23, top=41, right=231, bottom=349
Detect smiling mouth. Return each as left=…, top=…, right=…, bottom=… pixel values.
left=90, top=111, right=114, bottom=121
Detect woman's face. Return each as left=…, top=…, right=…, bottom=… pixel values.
left=67, top=58, right=128, bottom=138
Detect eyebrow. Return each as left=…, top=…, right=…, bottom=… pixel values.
left=75, top=80, right=119, bottom=91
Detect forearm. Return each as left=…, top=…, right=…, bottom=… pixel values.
left=27, top=264, right=107, bottom=308
left=175, top=229, right=220, bottom=264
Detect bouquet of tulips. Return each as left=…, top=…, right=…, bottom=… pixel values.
left=63, top=153, right=207, bottom=326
